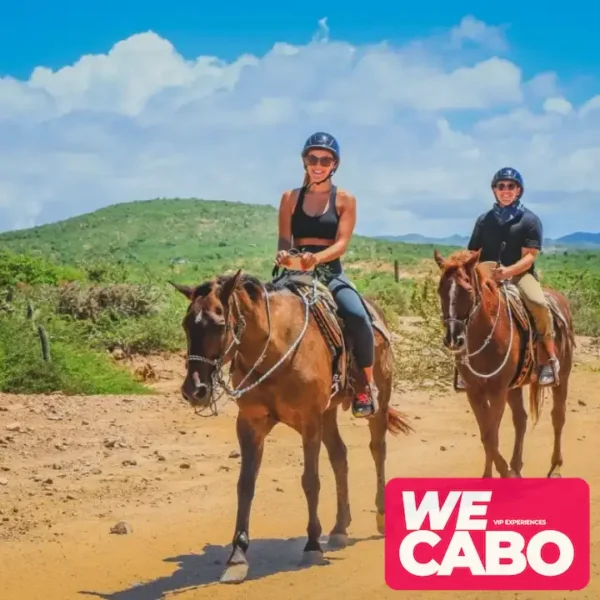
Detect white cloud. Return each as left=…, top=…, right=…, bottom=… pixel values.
left=0, top=17, right=599, bottom=238
left=543, top=96, right=573, bottom=115
left=449, top=15, right=509, bottom=53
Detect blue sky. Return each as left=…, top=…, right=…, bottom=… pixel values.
left=0, top=3, right=599, bottom=237
left=3, top=1, right=598, bottom=87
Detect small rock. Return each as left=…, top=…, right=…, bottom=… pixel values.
left=440, top=445, right=447, bottom=452
left=110, top=521, right=132, bottom=535
left=0, top=478, right=8, bottom=486
left=578, top=400, right=587, bottom=407
left=122, top=459, right=137, bottom=467
left=229, top=450, right=241, bottom=459
left=180, top=462, right=191, bottom=469
left=5, top=423, right=21, bottom=432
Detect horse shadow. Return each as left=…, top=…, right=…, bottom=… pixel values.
left=79, top=534, right=382, bottom=599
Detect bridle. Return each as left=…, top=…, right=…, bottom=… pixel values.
left=185, top=275, right=320, bottom=414
left=441, top=265, right=515, bottom=380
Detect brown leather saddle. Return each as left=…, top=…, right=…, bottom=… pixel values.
left=271, top=268, right=391, bottom=398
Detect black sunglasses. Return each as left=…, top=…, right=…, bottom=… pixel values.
left=494, top=182, right=518, bottom=190
left=305, top=154, right=336, bottom=167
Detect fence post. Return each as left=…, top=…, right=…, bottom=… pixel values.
left=394, top=259, right=399, bottom=283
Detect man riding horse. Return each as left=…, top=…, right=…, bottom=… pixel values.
left=455, top=167, right=560, bottom=391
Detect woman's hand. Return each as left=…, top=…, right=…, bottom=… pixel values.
left=300, top=252, right=319, bottom=269
left=275, top=250, right=291, bottom=266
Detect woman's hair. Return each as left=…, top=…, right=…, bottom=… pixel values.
left=302, top=171, right=310, bottom=188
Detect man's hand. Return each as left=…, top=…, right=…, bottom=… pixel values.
left=492, top=265, right=512, bottom=282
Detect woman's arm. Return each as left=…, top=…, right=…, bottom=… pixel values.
left=277, top=190, right=293, bottom=252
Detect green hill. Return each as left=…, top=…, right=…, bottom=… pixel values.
left=1, top=196, right=600, bottom=397
left=0, top=198, right=461, bottom=284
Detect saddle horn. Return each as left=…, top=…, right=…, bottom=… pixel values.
left=496, top=241, right=506, bottom=267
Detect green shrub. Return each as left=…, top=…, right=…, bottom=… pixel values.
left=0, top=302, right=150, bottom=395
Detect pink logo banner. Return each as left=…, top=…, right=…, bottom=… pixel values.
left=384, top=478, right=589, bottom=591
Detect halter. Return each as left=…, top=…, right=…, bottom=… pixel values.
left=185, top=276, right=321, bottom=414
left=442, top=267, right=515, bottom=380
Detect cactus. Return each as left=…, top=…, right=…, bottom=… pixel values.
left=37, top=324, right=51, bottom=363
left=24, top=301, right=52, bottom=362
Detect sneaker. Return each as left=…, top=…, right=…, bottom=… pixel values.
left=352, top=382, right=379, bottom=418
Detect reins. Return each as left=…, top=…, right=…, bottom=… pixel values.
left=444, top=266, right=515, bottom=380
left=186, top=274, right=320, bottom=415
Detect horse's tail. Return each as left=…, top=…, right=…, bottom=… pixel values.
left=529, top=380, right=544, bottom=428
left=386, top=406, right=414, bottom=436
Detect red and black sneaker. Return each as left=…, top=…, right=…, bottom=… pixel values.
left=352, top=382, right=379, bottom=418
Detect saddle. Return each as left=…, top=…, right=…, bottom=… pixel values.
left=501, top=280, right=569, bottom=388
left=271, top=268, right=392, bottom=399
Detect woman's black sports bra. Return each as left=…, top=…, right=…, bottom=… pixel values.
left=291, top=185, right=339, bottom=241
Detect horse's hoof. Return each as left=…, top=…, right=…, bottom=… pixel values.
left=300, top=550, right=325, bottom=566
left=548, top=471, right=562, bottom=479
left=507, top=469, right=522, bottom=478
left=220, top=562, right=249, bottom=584
left=327, top=533, right=349, bottom=549
left=375, top=512, right=385, bottom=534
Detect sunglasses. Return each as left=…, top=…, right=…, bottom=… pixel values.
left=305, top=154, right=336, bottom=167
left=494, top=182, right=518, bottom=191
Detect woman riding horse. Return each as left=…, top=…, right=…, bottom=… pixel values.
left=274, top=132, right=378, bottom=418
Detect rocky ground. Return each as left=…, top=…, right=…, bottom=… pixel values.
left=1, top=339, right=599, bottom=600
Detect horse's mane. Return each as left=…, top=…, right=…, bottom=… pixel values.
left=212, top=271, right=286, bottom=303
left=442, top=250, right=494, bottom=285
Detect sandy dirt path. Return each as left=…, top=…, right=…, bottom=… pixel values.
left=1, top=341, right=599, bottom=600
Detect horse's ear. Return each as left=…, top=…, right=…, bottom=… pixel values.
left=220, top=269, right=243, bottom=306
left=433, top=249, right=446, bottom=270
left=169, top=280, right=195, bottom=300
left=465, top=249, right=482, bottom=269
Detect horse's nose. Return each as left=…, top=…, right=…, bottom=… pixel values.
left=193, top=382, right=209, bottom=400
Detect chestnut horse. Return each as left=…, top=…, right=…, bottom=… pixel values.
left=171, top=268, right=412, bottom=583
left=433, top=248, right=575, bottom=479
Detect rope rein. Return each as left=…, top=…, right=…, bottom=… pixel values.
left=445, top=272, right=515, bottom=380
left=186, top=275, right=321, bottom=413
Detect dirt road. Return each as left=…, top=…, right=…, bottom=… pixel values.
left=1, top=341, right=599, bottom=600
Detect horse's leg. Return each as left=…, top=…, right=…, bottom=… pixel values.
left=368, top=380, right=390, bottom=535
left=322, top=406, right=351, bottom=548
left=220, top=412, right=275, bottom=584
left=486, top=391, right=511, bottom=478
left=300, top=412, right=325, bottom=565
left=506, top=388, right=527, bottom=477
left=548, top=377, right=568, bottom=478
left=465, top=388, right=494, bottom=478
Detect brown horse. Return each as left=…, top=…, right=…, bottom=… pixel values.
left=433, top=248, right=575, bottom=479
left=171, top=267, right=413, bottom=583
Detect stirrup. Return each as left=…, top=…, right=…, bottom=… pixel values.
left=538, top=358, right=560, bottom=387
left=453, top=369, right=467, bottom=392
left=352, top=383, right=379, bottom=418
